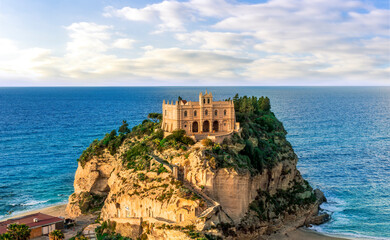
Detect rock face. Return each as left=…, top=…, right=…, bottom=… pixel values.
left=66, top=151, right=117, bottom=218
left=66, top=111, right=329, bottom=239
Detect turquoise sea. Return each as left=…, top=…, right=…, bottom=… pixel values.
left=0, top=87, right=389, bottom=239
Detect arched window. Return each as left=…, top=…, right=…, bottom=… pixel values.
left=194, top=110, right=197, bottom=116
left=215, top=110, right=218, bottom=116
left=224, top=110, right=227, bottom=116
left=184, top=111, right=187, bottom=117
left=165, top=110, right=167, bottom=116
left=207, top=99, right=210, bottom=104
left=205, top=110, right=208, bottom=116
left=203, top=99, right=206, bottom=104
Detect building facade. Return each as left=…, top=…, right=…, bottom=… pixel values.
left=0, top=213, right=64, bottom=238
left=162, top=91, right=239, bottom=135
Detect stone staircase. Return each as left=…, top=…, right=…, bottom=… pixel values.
left=151, top=153, right=223, bottom=221
left=150, top=153, right=173, bottom=171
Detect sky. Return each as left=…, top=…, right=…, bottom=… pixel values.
left=0, top=0, right=389, bottom=86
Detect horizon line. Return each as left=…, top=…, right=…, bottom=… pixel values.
left=1, top=85, right=390, bottom=88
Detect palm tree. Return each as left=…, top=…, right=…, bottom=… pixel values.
left=7, top=224, right=31, bottom=240
left=75, top=235, right=89, bottom=240
left=49, top=230, right=64, bottom=240
left=0, top=232, right=13, bottom=240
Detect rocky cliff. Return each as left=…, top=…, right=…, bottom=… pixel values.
left=66, top=96, right=329, bottom=239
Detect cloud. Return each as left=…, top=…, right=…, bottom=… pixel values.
left=112, top=38, right=135, bottom=49
left=175, top=31, right=253, bottom=50
left=0, top=0, right=389, bottom=86
left=0, top=22, right=251, bottom=83
left=104, top=1, right=194, bottom=32
left=132, top=48, right=251, bottom=79
left=0, top=38, right=59, bottom=79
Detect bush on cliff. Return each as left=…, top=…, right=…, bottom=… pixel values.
left=118, top=120, right=130, bottom=134
left=247, top=180, right=316, bottom=221
left=77, top=192, right=106, bottom=214
left=77, top=116, right=163, bottom=168
left=95, top=220, right=132, bottom=240
left=165, top=130, right=195, bottom=146
left=206, top=94, right=287, bottom=173
left=148, top=112, right=163, bottom=122
left=77, top=128, right=126, bottom=167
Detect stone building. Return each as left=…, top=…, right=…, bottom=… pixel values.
left=162, top=91, right=240, bottom=140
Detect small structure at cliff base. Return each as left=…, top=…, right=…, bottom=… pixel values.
left=0, top=213, right=64, bottom=238
left=162, top=91, right=240, bottom=143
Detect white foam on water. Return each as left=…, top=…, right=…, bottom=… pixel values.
left=320, top=195, right=346, bottom=213
left=21, top=199, right=48, bottom=206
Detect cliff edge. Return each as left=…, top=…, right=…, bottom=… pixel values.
left=66, top=95, right=329, bottom=239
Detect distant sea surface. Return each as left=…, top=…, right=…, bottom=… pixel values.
left=0, top=87, right=389, bottom=239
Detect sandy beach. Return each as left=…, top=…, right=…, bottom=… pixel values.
left=266, top=228, right=351, bottom=240
left=4, top=204, right=69, bottom=220
left=3, top=204, right=351, bottom=240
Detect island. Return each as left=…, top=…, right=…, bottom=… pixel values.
left=65, top=91, right=330, bottom=239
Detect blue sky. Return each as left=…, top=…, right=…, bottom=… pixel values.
left=0, top=0, right=389, bottom=86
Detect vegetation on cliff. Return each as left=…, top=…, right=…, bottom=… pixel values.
left=95, top=221, right=132, bottom=240
left=201, top=94, right=289, bottom=174
left=248, top=179, right=316, bottom=221
left=69, top=192, right=106, bottom=214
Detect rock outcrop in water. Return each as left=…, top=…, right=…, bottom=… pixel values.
left=66, top=95, right=329, bottom=239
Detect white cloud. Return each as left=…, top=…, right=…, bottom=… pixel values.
left=104, top=1, right=194, bottom=32
left=0, top=38, right=59, bottom=79
left=112, top=38, right=135, bottom=49
left=175, top=31, right=253, bottom=50
left=0, top=0, right=389, bottom=85
left=141, top=45, right=154, bottom=51
left=65, top=22, right=112, bottom=57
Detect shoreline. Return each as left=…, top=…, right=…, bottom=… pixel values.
left=2, top=204, right=353, bottom=240
left=1, top=203, right=69, bottom=221
left=267, top=228, right=353, bottom=240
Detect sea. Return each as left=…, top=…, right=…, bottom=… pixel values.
left=0, top=87, right=389, bottom=239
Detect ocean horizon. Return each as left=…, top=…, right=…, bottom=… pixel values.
left=0, top=86, right=389, bottom=239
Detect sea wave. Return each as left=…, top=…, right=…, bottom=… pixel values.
left=21, top=200, right=48, bottom=206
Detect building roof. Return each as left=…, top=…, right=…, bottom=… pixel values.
left=0, top=213, right=63, bottom=234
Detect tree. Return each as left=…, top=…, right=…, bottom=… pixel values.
left=260, top=97, right=271, bottom=111
left=0, top=232, right=12, bottom=240
left=75, top=236, right=89, bottom=240
left=178, top=96, right=182, bottom=101
left=147, top=113, right=162, bottom=122
left=118, top=120, right=130, bottom=134
left=233, top=93, right=239, bottom=110
left=49, top=230, right=64, bottom=240
left=7, top=224, right=31, bottom=240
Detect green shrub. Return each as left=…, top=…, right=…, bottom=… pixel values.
left=157, top=164, right=168, bottom=174
left=118, top=120, right=130, bottom=134
left=77, top=192, right=106, bottom=214
left=148, top=113, right=163, bottom=122
left=137, top=173, right=147, bottom=181
left=164, top=130, right=195, bottom=147
left=201, top=138, right=213, bottom=147
left=154, top=129, right=164, bottom=140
